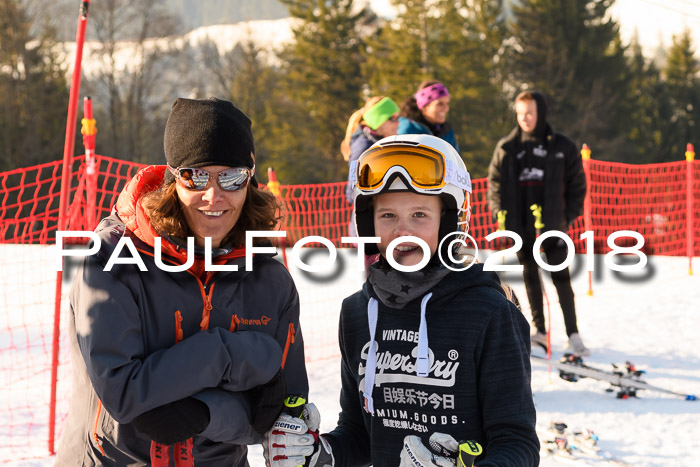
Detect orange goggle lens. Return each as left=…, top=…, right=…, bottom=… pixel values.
left=356, top=146, right=446, bottom=191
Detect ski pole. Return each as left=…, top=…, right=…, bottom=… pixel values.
left=497, top=210, right=507, bottom=264
left=530, top=204, right=552, bottom=381
left=530, top=204, right=544, bottom=232
left=457, top=440, right=483, bottom=467
left=497, top=210, right=507, bottom=231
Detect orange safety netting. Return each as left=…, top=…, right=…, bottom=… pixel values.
left=3, top=155, right=699, bottom=255
left=0, top=154, right=698, bottom=462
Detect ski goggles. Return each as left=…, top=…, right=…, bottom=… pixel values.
left=352, top=144, right=471, bottom=194
left=167, top=165, right=254, bottom=192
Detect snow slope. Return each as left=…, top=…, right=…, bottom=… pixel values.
left=2, top=249, right=699, bottom=465
left=250, top=251, right=700, bottom=466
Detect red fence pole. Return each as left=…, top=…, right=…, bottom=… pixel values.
left=581, top=144, right=593, bottom=296
left=687, top=143, right=695, bottom=276
left=82, top=96, right=98, bottom=230
left=50, top=0, right=91, bottom=455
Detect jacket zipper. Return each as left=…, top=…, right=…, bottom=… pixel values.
left=92, top=399, right=106, bottom=457
left=281, top=323, right=296, bottom=370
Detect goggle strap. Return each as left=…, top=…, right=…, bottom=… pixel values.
left=349, top=160, right=358, bottom=184
left=445, top=159, right=471, bottom=192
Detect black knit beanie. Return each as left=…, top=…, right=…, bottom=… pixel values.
left=163, top=97, right=258, bottom=187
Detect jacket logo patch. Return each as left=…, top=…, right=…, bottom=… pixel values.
left=555, top=151, right=564, bottom=159
left=358, top=341, right=459, bottom=389
left=519, top=167, right=544, bottom=182
left=240, top=315, right=271, bottom=326
left=533, top=146, right=547, bottom=157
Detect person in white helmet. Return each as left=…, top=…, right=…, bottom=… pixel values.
left=263, top=135, right=538, bottom=467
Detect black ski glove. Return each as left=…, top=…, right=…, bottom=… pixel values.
left=132, top=397, right=210, bottom=445
left=245, top=369, right=287, bottom=434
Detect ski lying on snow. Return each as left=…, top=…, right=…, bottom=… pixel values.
left=538, top=421, right=630, bottom=465
left=531, top=350, right=697, bottom=400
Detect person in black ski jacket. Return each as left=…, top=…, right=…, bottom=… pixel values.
left=263, top=135, right=539, bottom=467
left=488, top=90, right=588, bottom=355
left=56, top=98, right=307, bottom=466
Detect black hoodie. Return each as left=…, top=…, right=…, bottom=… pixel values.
left=516, top=92, right=549, bottom=233
left=323, top=263, right=539, bottom=466
left=488, top=94, right=587, bottom=237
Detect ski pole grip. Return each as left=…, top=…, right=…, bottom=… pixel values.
left=283, top=395, right=306, bottom=418
left=496, top=210, right=507, bottom=231
left=530, top=204, right=544, bottom=230
left=457, top=440, right=482, bottom=467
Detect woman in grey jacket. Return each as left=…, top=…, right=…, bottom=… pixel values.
left=56, top=98, right=307, bottom=466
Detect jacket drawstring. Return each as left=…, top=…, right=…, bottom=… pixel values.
left=363, top=293, right=433, bottom=416
left=363, top=298, right=379, bottom=415
left=416, top=293, right=433, bottom=377
left=175, top=310, right=184, bottom=343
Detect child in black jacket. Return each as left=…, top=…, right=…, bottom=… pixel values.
left=264, top=135, right=539, bottom=467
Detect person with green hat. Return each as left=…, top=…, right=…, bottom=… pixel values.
left=341, top=96, right=401, bottom=205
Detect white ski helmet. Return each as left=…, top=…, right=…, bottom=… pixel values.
left=351, top=134, right=472, bottom=255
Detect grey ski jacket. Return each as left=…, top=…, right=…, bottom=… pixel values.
left=56, top=166, right=307, bottom=466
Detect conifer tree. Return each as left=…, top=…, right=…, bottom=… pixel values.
left=507, top=0, right=630, bottom=160
left=364, top=0, right=435, bottom=100
left=278, top=0, right=373, bottom=183
left=363, top=0, right=510, bottom=177
left=435, top=0, right=510, bottom=178
left=0, top=0, right=68, bottom=170
left=664, top=29, right=700, bottom=160
left=624, top=38, right=675, bottom=163
left=199, top=36, right=292, bottom=180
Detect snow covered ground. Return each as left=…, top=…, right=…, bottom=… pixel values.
left=249, top=250, right=700, bottom=466
left=2, top=248, right=699, bottom=465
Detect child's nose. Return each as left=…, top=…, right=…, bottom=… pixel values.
left=393, top=221, right=412, bottom=236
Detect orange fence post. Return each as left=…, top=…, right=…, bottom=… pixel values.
left=687, top=143, right=695, bottom=276
left=267, top=167, right=288, bottom=268
left=581, top=143, right=593, bottom=296
left=51, top=0, right=91, bottom=456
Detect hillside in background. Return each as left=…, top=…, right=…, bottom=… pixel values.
left=165, top=0, right=289, bottom=30
left=36, top=0, right=289, bottom=40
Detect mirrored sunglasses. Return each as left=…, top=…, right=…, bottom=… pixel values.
left=167, top=165, right=254, bottom=192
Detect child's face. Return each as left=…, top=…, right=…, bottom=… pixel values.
left=373, top=191, right=442, bottom=267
